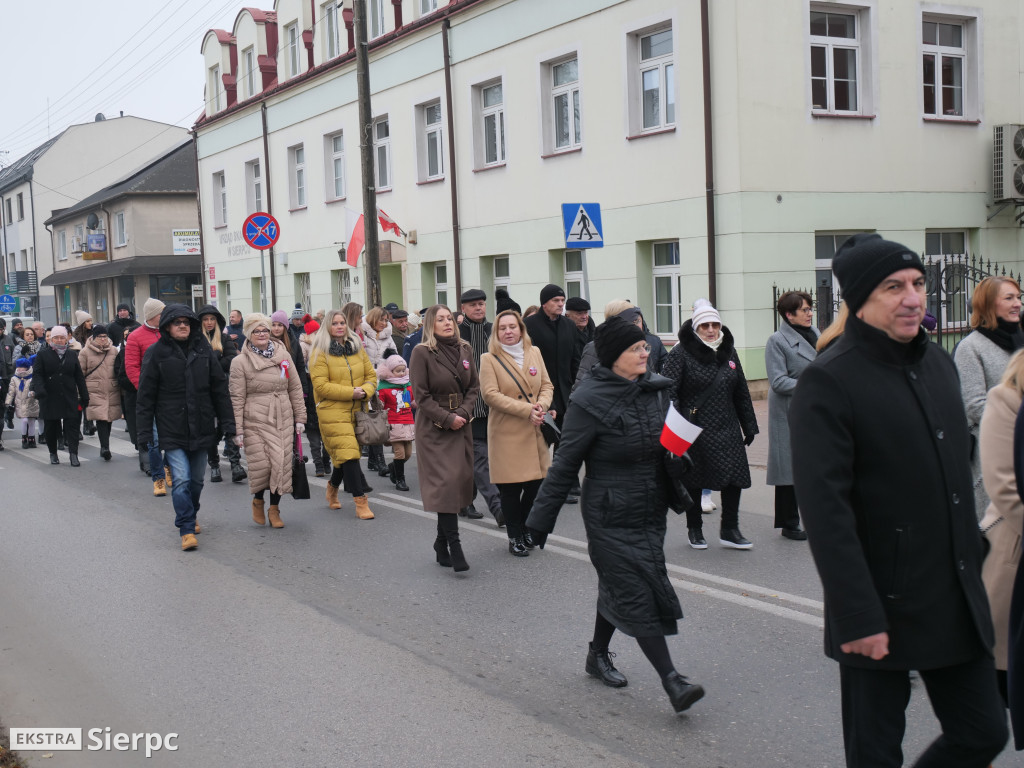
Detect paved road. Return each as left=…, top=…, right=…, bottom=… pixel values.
left=0, top=420, right=1016, bottom=767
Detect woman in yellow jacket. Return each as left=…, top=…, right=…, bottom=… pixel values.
left=309, top=309, right=378, bottom=520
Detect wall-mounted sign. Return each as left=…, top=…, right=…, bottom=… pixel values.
left=82, top=233, right=107, bottom=260
left=172, top=229, right=201, bottom=256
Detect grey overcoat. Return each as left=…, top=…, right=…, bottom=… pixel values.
left=765, top=322, right=818, bottom=486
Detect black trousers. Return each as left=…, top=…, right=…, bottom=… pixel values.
left=44, top=418, right=79, bottom=454
left=95, top=420, right=112, bottom=450
left=773, top=485, right=800, bottom=529
left=685, top=485, right=740, bottom=529
left=839, top=656, right=1007, bottom=767
left=497, top=479, right=542, bottom=540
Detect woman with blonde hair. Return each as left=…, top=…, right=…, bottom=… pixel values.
left=955, top=276, right=1023, bottom=516
left=198, top=304, right=241, bottom=482
left=979, top=348, right=1024, bottom=705
left=410, top=305, right=480, bottom=572
left=309, top=309, right=378, bottom=521
left=479, top=309, right=554, bottom=556
left=816, top=302, right=849, bottom=353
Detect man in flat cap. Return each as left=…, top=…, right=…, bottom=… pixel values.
left=790, top=233, right=1007, bottom=766
left=389, top=307, right=410, bottom=351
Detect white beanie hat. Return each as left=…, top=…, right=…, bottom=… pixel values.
left=143, top=298, right=166, bottom=323
left=691, top=298, right=721, bottom=328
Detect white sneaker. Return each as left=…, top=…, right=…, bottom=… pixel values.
left=701, top=494, right=716, bottom=513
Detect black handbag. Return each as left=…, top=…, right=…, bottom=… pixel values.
left=291, top=433, right=311, bottom=500
left=492, top=354, right=558, bottom=446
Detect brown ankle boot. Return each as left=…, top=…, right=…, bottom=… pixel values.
left=354, top=495, right=374, bottom=520
left=252, top=498, right=266, bottom=525
left=326, top=483, right=342, bottom=510
left=268, top=505, right=284, bottom=528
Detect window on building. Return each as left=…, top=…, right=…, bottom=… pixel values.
left=286, top=22, right=300, bottom=78
left=637, top=27, right=674, bottom=130
left=219, top=280, right=231, bottom=311
left=925, top=230, right=969, bottom=326
left=434, top=263, right=449, bottom=306
left=810, top=6, right=866, bottom=114
left=245, top=159, right=263, bottom=214
left=289, top=145, right=306, bottom=208
left=651, top=240, right=683, bottom=335
left=814, top=231, right=871, bottom=329
left=420, top=0, right=439, bottom=14
left=16, top=193, right=24, bottom=220
left=5, top=198, right=12, bottom=225
left=325, top=132, right=345, bottom=200
left=369, top=0, right=385, bottom=39
left=295, top=273, right=311, bottom=311
left=922, top=17, right=970, bottom=118
left=73, top=224, right=84, bottom=253
left=212, top=172, right=227, bottom=226
left=333, top=269, right=353, bottom=306
left=115, top=211, right=127, bottom=246
left=324, top=2, right=341, bottom=60
left=550, top=56, right=582, bottom=151
left=243, top=47, right=256, bottom=99
left=418, top=101, right=444, bottom=181
left=252, top=276, right=265, bottom=313
left=57, top=230, right=67, bottom=261
left=474, top=80, right=506, bottom=167
left=564, top=250, right=586, bottom=298
left=493, top=256, right=510, bottom=296
left=373, top=117, right=391, bottom=189
left=210, top=65, right=221, bottom=111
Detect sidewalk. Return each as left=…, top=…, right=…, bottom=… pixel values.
left=747, top=398, right=770, bottom=469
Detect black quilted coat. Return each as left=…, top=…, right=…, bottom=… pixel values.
left=661, top=321, right=758, bottom=490
left=527, top=366, right=683, bottom=637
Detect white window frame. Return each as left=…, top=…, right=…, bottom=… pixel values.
left=16, top=193, right=23, bottom=220
left=420, top=0, right=439, bottom=15
left=546, top=55, right=582, bottom=153
left=4, top=199, right=11, bottom=225
left=288, top=145, right=306, bottom=208
left=416, top=100, right=444, bottom=182
left=334, top=269, right=353, bottom=306
left=324, top=131, right=345, bottom=201
left=245, top=159, right=263, bottom=214
left=115, top=211, right=127, bottom=247
left=564, top=250, right=586, bottom=299
left=286, top=22, right=300, bottom=79
left=243, top=47, right=256, bottom=99
left=434, top=263, right=449, bottom=306
left=73, top=224, right=84, bottom=253
left=209, top=65, right=221, bottom=112
left=636, top=26, right=674, bottom=132
left=296, top=272, right=311, bottom=311
left=919, top=8, right=980, bottom=121
left=473, top=79, right=506, bottom=168
left=807, top=2, right=877, bottom=117
left=369, top=0, right=385, bottom=39
left=57, top=230, right=67, bottom=261
left=219, top=280, right=231, bottom=312
left=925, top=229, right=970, bottom=328
left=651, top=240, right=682, bottom=337
left=493, top=256, right=510, bottom=297
left=212, top=172, right=227, bottom=226
left=373, top=117, right=391, bottom=190
left=323, top=2, right=341, bottom=60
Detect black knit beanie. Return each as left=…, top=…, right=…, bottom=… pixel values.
left=832, top=233, right=925, bottom=312
left=539, top=283, right=565, bottom=305
left=594, top=315, right=646, bottom=369
left=91, top=324, right=108, bottom=338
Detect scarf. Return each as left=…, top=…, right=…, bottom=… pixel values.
left=249, top=340, right=275, bottom=359
left=785, top=319, right=818, bottom=349
left=695, top=329, right=724, bottom=351
left=466, top=321, right=489, bottom=419
left=52, top=342, right=68, bottom=357
left=329, top=338, right=356, bottom=357
left=434, top=333, right=467, bottom=391
left=15, top=367, right=32, bottom=391
left=501, top=340, right=525, bottom=368
left=90, top=337, right=111, bottom=353
left=976, top=320, right=1024, bottom=353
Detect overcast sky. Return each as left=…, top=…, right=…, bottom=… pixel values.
left=1, top=0, right=249, bottom=166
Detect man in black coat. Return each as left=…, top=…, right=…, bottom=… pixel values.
left=525, top=284, right=582, bottom=502
left=136, top=304, right=235, bottom=551
left=790, top=234, right=1007, bottom=767
left=31, top=324, right=88, bottom=466
left=111, top=303, right=141, bottom=336
left=0, top=318, right=14, bottom=449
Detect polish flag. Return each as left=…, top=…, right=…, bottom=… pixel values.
left=345, top=208, right=365, bottom=267
left=378, top=208, right=402, bottom=236
left=660, top=405, right=702, bottom=456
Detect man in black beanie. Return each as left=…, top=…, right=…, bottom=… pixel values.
left=525, top=283, right=582, bottom=503
left=790, top=233, right=1007, bottom=766
left=112, top=303, right=141, bottom=335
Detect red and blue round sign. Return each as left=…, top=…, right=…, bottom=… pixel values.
left=243, top=212, right=280, bottom=250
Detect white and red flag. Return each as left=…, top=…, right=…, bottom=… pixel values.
left=378, top=208, right=403, bottom=236
left=660, top=405, right=702, bottom=456
left=345, top=208, right=365, bottom=267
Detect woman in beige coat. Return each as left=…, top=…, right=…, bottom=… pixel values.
left=229, top=314, right=306, bottom=529
left=78, top=324, right=122, bottom=461
left=980, top=348, right=1024, bottom=703
left=480, top=309, right=553, bottom=556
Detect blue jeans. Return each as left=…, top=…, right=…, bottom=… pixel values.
left=163, top=448, right=207, bottom=536
left=149, top=426, right=165, bottom=482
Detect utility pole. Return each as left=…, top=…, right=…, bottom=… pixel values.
left=354, top=0, right=381, bottom=308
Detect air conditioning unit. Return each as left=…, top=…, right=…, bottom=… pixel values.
left=70, top=236, right=82, bottom=253
left=993, top=124, right=1024, bottom=203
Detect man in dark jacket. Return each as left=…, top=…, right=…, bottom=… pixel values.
left=524, top=283, right=582, bottom=502
left=390, top=308, right=410, bottom=351
left=111, top=303, right=141, bottom=336
left=458, top=288, right=502, bottom=524
left=790, top=234, right=1007, bottom=767
left=226, top=309, right=246, bottom=349
left=401, top=309, right=428, bottom=364
left=136, top=304, right=235, bottom=551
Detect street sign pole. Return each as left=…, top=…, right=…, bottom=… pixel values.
left=260, top=250, right=268, bottom=314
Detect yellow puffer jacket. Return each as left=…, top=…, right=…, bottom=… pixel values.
left=311, top=345, right=378, bottom=464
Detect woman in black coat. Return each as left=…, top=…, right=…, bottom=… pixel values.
left=198, top=305, right=241, bottom=483
left=527, top=317, right=705, bottom=715
left=662, top=300, right=758, bottom=551
left=32, top=325, right=88, bottom=466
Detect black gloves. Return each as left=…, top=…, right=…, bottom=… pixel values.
left=744, top=434, right=756, bottom=447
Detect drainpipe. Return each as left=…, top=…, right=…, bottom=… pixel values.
left=441, top=18, right=462, bottom=301
left=99, top=203, right=113, bottom=319
left=0, top=194, right=8, bottom=291
left=28, top=178, right=43, bottom=321
left=191, top=130, right=208, bottom=309
left=261, top=101, right=278, bottom=312
left=700, top=0, right=717, bottom=306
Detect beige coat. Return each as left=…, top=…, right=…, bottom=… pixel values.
left=78, top=338, right=122, bottom=422
left=980, top=384, right=1023, bottom=670
left=479, top=346, right=553, bottom=484
left=229, top=343, right=307, bottom=494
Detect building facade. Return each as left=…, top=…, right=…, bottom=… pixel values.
left=195, top=0, right=1024, bottom=378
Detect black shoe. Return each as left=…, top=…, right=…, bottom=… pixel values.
left=720, top=528, right=753, bottom=550
left=210, top=466, right=222, bottom=482
left=663, top=671, right=704, bottom=713
left=388, top=462, right=397, bottom=484
left=565, top=495, right=579, bottom=505
left=448, top=541, right=469, bottom=572
left=313, top=459, right=325, bottom=478
left=688, top=528, right=708, bottom=550
left=459, top=505, right=484, bottom=519
left=57, top=439, right=66, bottom=451
left=508, top=538, right=529, bottom=557
left=495, top=509, right=506, bottom=528
left=100, top=449, right=112, bottom=461
left=433, top=536, right=452, bottom=568
left=522, top=530, right=536, bottom=550
left=231, top=462, right=247, bottom=483
left=50, top=453, right=60, bottom=464
left=139, top=450, right=151, bottom=475
left=69, top=454, right=80, bottom=467
left=780, top=526, right=807, bottom=541
left=586, top=643, right=628, bottom=688
left=378, top=463, right=390, bottom=477
left=395, top=478, right=409, bottom=492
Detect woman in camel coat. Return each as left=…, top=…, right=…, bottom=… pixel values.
left=229, top=314, right=306, bottom=529
left=78, top=324, right=122, bottom=461
left=980, top=348, right=1024, bottom=702
left=479, top=309, right=553, bottom=556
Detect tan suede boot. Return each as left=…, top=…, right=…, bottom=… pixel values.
left=268, top=505, right=284, bottom=528
left=194, top=523, right=201, bottom=534
left=326, top=483, right=342, bottom=510
left=354, top=495, right=374, bottom=520
left=181, top=533, right=198, bottom=551
left=252, top=498, right=266, bottom=525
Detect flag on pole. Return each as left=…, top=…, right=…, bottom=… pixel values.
left=660, top=404, right=702, bottom=456
left=378, top=208, right=403, bottom=236
left=345, top=209, right=365, bottom=267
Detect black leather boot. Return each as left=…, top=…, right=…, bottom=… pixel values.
left=394, top=460, right=409, bottom=492
left=662, top=671, right=705, bottom=713
left=434, top=519, right=451, bottom=567
left=586, top=643, right=628, bottom=687
left=231, top=461, right=247, bottom=483
left=439, top=515, right=468, bottom=572
left=210, top=465, right=222, bottom=482
left=69, top=453, right=81, bottom=467
left=139, top=447, right=151, bottom=475
left=508, top=537, right=529, bottom=557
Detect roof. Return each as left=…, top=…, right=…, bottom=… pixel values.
left=0, top=134, right=64, bottom=192
left=41, top=253, right=202, bottom=287
left=44, top=140, right=197, bottom=225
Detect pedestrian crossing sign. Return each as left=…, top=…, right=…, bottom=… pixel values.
left=562, top=203, right=603, bottom=248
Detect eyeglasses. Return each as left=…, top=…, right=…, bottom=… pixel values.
left=170, top=319, right=191, bottom=327
left=250, top=328, right=270, bottom=335
left=629, top=343, right=652, bottom=355
left=799, top=307, right=814, bottom=313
